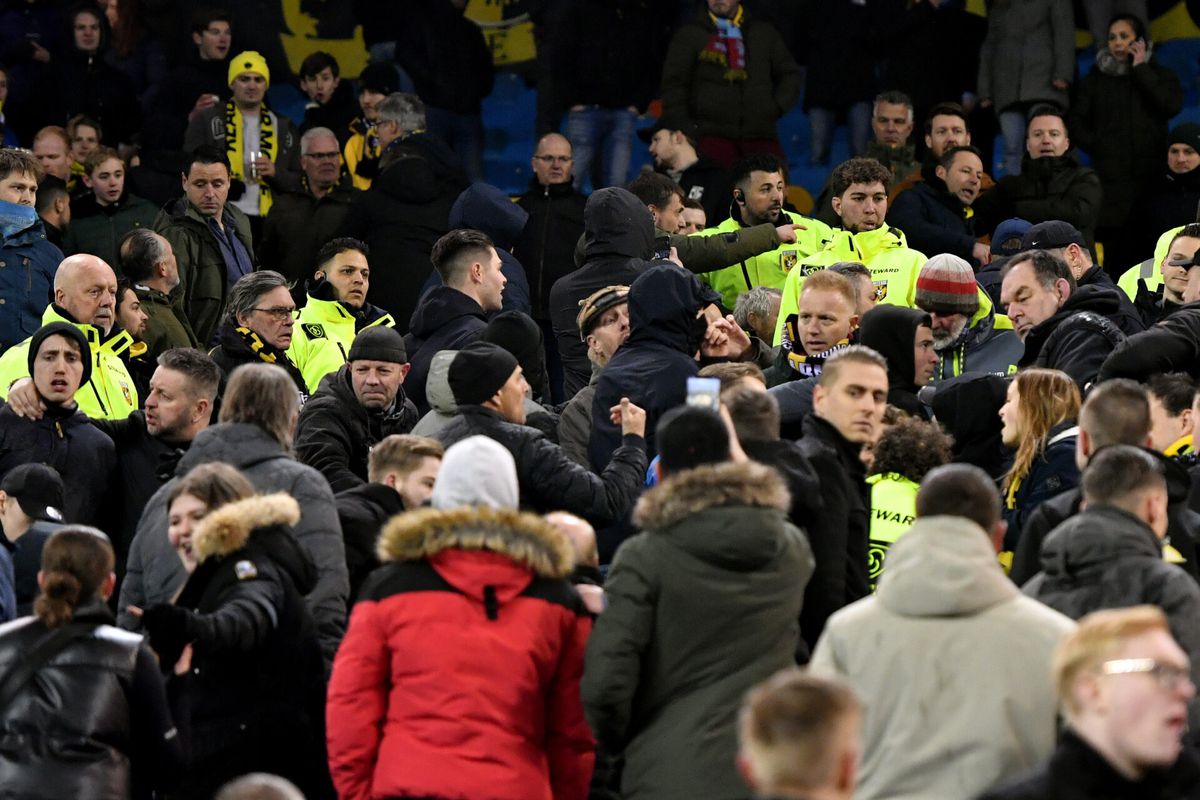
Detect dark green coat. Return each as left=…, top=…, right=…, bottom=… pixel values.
left=154, top=199, right=257, bottom=347
left=62, top=193, right=159, bottom=272
left=135, top=284, right=199, bottom=358
left=582, top=461, right=813, bottom=799
left=659, top=9, right=801, bottom=141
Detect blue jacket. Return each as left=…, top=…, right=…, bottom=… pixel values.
left=0, top=201, right=61, bottom=350
left=418, top=183, right=532, bottom=315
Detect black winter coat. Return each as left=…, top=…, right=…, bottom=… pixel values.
left=1077, top=265, right=1146, bottom=336
left=1012, top=454, right=1200, bottom=587
left=541, top=0, right=667, bottom=116
left=142, top=55, right=229, bottom=152
left=803, top=0, right=892, bottom=110
left=294, top=366, right=419, bottom=494
left=1136, top=166, right=1200, bottom=255
left=403, top=286, right=488, bottom=414
left=1019, top=285, right=1127, bottom=390
left=258, top=178, right=354, bottom=286
left=141, top=495, right=329, bottom=800
left=1072, top=59, right=1183, bottom=228
left=0, top=601, right=185, bottom=800
left=666, top=155, right=732, bottom=225
left=929, top=372, right=1011, bottom=480
left=1022, top=505, right=1200, bottom=731
left=513, top=180, right=588, bottom=321
left=886, top=180, right=977, bottom=266
left=399, top=2, right=494, bottom=114
left=53, top=45, right=141, bottom=146
left=1099, top=302, right=1200, bottom=383
left=334, top=481, right=405, bottom=602
left=550, top=187, right=659, bottom=398
left=300, top=80, right=361, bottom=145
left=0, top=403, right=115, bottom=527
left=796, top=413, right=870, bottom=650
left=339, top=132, right=468, bottom=329
left=981, top=730, right=1200, bottom=800
left=436, top=405, right=647, bottom=527
left=977, top=152, right=1103, bottom=246
left=208, top=321, right=307, bottom=397
left=589, top=265, right=711, bottom=472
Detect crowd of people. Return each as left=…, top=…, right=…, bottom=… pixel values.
left=4, top=0, right=1200, bottom=799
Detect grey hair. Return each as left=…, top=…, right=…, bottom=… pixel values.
left=377, top=92, right=425, bottom=132
left=299, top=127, right=338, bottom=155
left=226, top=270, right=290, bottom=324
left=734, top=286, right=783, bottom=330
left=873, top=90, right=914, bottom=123
left=119, top=228, right=168, bottom=284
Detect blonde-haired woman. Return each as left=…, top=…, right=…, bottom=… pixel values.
left=999, top=368, right=1082, bottom=563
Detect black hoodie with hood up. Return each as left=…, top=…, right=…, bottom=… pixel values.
left=549, top=187, right=659, bottom=398
left=589, top=264, right=711, bottom=472
left=857, top=305, right=931, bottom=418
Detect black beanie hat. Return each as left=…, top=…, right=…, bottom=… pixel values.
left=448, top=341, right=519, bottom=406
left=1169, top=122, right=1200, bottom=154
left=28, top=322, right=91, bottom=389
left=347, top=326, right=407, bottom=364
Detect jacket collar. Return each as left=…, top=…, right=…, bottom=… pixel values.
left=376, top=505, right=575, bottom=578
left=633, top=461, right=789, bottom=530
left=42, top=304, right=133, bottom=356
left=192, top=493, right=301, bottom=562
left=828, top=222, right=908, bottom=260
left=803, top=414, right=869, bottom=478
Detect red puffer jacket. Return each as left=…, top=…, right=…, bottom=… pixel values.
left=326, top=506, right=594, bottom=800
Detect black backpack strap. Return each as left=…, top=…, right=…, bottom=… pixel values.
left=0, top=621, right=98, bottom=710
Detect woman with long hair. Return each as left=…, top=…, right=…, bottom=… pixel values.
left=0, top=527, right=184, bottom=799
left=999, top=369, right=1082, bottom=563
left=138, top=463, right=332, bottom=799
left=1072, top=13, right=1183, bottom=266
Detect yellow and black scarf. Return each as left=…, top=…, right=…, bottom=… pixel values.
left=223, top=100, right=278, bottom=215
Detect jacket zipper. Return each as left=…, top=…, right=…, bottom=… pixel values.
left=537, top=184, right=551, bottom=315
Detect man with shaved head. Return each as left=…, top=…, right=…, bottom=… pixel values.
left=513, top=132, right=589, bottom=400
left=0, top=253, right=138, bottom=418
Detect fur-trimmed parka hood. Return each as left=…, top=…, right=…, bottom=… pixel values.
left=633, top=461, right=794, bottom=571
left=193, top=493, right=302, bottom=562
left=378, top=506, right=575, bottom=579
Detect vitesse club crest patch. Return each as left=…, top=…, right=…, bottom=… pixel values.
left=780, top=251, right=798, bottom=272
left=304, top=324, right=326, bottom=339
left=873, top=280, right=888, bottom=301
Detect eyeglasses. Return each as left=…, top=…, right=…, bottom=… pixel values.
left=250, top=306, right=296, bottom=321
left=303, top=151, right=341, bottom=161
left=1101, top=658, right=1193, bottom=691
left=534, top=155, right=572, bottom=165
